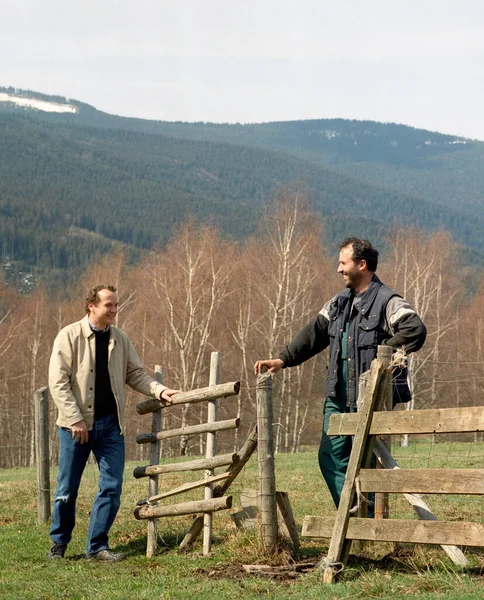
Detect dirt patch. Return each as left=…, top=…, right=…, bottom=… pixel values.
left=0, top=516, right=15, bottom=524
left=194, top=560, right=317, bottom=582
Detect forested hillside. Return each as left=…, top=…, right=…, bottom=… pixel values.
left=4, top=86, right=483, bottom=213
left=2, top=89, right=484, bottom=289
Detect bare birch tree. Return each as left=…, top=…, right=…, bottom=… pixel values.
left=247, top=189, right=337, bottom=452
left=141, top=223, right=234, bottom=455
left=381, top=229, right=464, bottom=446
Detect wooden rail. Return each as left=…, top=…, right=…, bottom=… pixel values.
left=138, top=473, right=231, bottom=505
left=136, top=382, right=240, bottom=415
left=134, top=496, right=233, bottom=520
left=328, top=406, right=484, bottom=436
left=358, top=468, right=484, bottom=495
left=133, top=453, right=238, bottom=478
left=304, top=517, right=484, bottom=547
left=136, top=418, right=239, bottom=444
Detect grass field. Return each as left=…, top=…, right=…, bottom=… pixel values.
left=0, top=443, right=483, bottom=600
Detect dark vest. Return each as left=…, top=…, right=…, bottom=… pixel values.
left=326, top=275, right=411, bottom=407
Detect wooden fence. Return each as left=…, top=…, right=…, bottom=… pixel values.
left=133, top=352, right=258, bottom=556
left=34, top=387, right=50, bottom=523
left=302, top=347, right=484, bottom=583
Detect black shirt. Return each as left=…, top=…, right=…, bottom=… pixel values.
left=92, top=328, right=117, bottom=419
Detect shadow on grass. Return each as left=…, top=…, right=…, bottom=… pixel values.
left=65, top=553, right=88, bottom=562
left=61, top=532, right=185, bottom=561
left=340, top=553, right=418, bottom=581
left=114, top=530, right=191, bottom=557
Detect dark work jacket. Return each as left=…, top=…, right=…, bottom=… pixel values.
left=279, top=275, right=426, bottom=408
left=326, top=279, right=405, bottom=407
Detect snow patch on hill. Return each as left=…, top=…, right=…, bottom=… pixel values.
left=0, top=92, right=77, bottom=114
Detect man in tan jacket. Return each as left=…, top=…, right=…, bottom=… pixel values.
left=48, top=285, right=178, bottom=561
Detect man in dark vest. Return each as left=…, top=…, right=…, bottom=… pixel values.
left=254, top=238, right=427, bottom=510
left=48, top=285, right=179, bottom=561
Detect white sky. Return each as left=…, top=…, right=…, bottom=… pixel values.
left=1, top=0, right=483, bottom=139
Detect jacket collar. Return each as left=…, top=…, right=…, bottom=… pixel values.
left=81, top=315, right=94, bottom=338
left=81, top=315, right=117, bottom=346
left=353, top=274, right=382, bottom=316
left=336, top=274, right=382, bottom=314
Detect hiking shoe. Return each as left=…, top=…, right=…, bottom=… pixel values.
left=85, top=549, right=127, bottom=562
left=48, top=543, right=67, bottom=560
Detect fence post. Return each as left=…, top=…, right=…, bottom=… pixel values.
left=34, top=387, right=50, bottom=523
left=146, top=366, right=164, bottom=557
left=203, top=351, right=220, bottom=555
left=374, top=345, right=393, bottom=520
left=256, top=368, right=278, bottom=554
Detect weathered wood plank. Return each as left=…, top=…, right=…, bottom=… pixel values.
left=136, top=381, right=240, bottom=415
left=133, top=453, right=238, bottom=479
left=328, top=406, right=484, bottom=436
left=276, top=491, right=300, bottom=549
left=321, top=356, right=386, bottom=582
left=373, top=347, right=392, bottom=521
left=179, top=426, right=258, bottom=551
left=136, top=418, right=240, bottom=444
left=137, top=473, right=231, bottom=505
left=134, top=496, right=232, bottom=520
left=204, top=351, right=220, bottom=556
left=303, top=516, right=484, bottom=547
left=35, top=387, right=51, bottom=524
left=179, top=516, right=204, bottom=551
left=146, top=366, right=163, bottom=557
left=373, top=438, right=468, bottom=567
left=358, top=468, right=484, bottom=495
left=257, top=370, right=278, bottom=555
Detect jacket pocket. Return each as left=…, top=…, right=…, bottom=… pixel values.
left=357, top=314, right=380, bottom=348
left=328, top=317, right=339, bottom=340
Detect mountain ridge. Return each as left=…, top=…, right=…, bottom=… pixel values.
left=4, top=86, right=482, bottom=213
left=1, top=86, right=483, bottom=288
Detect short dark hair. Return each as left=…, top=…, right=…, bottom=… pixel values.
left=85, top=285, right=117, bottom=314
left=340, top=238, right=379, bottom=272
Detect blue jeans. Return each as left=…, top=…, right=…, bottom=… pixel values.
left=50, top=413, right=125, bottom=554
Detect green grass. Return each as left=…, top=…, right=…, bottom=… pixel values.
left=0, top=444, right=483, bottom=599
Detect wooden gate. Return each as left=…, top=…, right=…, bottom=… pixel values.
left=132, top=353, right=257, bottom=556
left=302, top=348, right=484, bottom=583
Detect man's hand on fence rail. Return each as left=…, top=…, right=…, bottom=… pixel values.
left=159, top=388, right=181, bottom=403
left=254, top=359, right=284, bottom=375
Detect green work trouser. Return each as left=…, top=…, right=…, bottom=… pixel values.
left=318, top=395, right=354, bottom=508
left=318, top=395, right=375, bottom=515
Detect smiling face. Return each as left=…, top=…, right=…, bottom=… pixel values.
left=87, top=288, right=118, bottom=329
left=337, top=244, right=367, bottom=291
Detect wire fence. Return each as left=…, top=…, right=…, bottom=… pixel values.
left=1, top=379, right=483, bottom=539
left=1, top=395, right=484, bottom=469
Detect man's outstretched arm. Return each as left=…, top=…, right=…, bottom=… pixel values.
left=254, top=311, right=330, bottom=374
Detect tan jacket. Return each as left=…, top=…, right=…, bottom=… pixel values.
left=49, top=315, right=166, bottom=432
